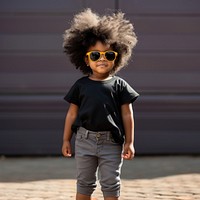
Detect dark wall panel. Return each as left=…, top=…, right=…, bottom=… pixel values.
left=0, top=0, right=82, bottom=13
left=0, top=0, right=200, bottom=155
left=119, top=0, right=200, bottom=14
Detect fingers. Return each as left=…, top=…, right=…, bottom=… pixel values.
left=64, top=148, right=72, bottom=157
left=122, top=148, right=135, bottom=160
left=122, top=150, right=132, bottom=160
left=63, top=148, right=72, bottom=157
left=62, top=144, right=72, bottom=157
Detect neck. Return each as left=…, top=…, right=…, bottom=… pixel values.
left=89, top=73, right=112, bottom=81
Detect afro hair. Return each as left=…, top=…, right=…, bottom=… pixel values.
left=63, top=8, right=137, bottom=75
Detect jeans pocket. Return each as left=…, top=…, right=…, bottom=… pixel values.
left=76, top=133, right=83, bottom=140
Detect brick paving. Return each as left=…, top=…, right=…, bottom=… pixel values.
left=0, top=156, right=200, bottom=200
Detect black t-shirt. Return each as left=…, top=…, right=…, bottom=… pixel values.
left=64, top=76, right=139, bottom=144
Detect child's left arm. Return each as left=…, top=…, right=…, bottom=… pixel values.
left=121, top=103, right=135, bottom=160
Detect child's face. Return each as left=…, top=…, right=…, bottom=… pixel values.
left=85, top=41, right=116, bottom=77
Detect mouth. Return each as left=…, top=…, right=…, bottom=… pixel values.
left=97, top=63, right=108, bottom=67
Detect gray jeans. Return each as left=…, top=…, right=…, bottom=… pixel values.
left=75, top=127, right=123, bottom=198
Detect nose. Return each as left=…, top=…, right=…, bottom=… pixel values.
left=99, top=53, right=106, bottom=60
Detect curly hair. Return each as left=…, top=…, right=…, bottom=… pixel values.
left=63, top=8, right=137, bottom=75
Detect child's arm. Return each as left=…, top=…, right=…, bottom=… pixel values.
left=121, top=103, right=135, bottom=160
left=62, top=103, right=79, bottom=157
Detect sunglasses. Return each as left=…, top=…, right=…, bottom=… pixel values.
left=86, top=51, right=118, bottom=62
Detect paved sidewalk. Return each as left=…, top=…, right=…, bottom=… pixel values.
left=0, top=156, right=200, bottom=200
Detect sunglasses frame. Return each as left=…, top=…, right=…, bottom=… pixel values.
left=86, top=51, right=118, bottom=62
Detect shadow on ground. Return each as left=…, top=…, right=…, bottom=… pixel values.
left=0, top=156, right=199, bottom=182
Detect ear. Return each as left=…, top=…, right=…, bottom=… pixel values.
left=84, top=56, right=89, bottom=66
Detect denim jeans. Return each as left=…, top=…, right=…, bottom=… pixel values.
left=75, top=127, right=123, bottom=197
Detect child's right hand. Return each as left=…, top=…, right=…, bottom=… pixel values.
left=62, top=140, right=72, bottom=157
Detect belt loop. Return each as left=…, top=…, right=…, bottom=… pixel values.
left=107, top=132, right=110, bottom=141
left=85, top=130, right=89, bottom=139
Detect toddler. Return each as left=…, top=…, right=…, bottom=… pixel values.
left=62, top=8, right=139, bottom=200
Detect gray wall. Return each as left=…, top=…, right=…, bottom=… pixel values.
left=0, top=0, right=200, bottom=155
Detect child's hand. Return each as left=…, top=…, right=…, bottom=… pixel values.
left=62, top=140, right=72, bottom=157
left=122, top=143, right=135, bottom=160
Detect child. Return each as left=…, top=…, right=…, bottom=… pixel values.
left=62, top=8, right=139, bottom=200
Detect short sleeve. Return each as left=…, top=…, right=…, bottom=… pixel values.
left=64, top=81, right=80, bottom=106
left=119, top=79, right=139, bottom=105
